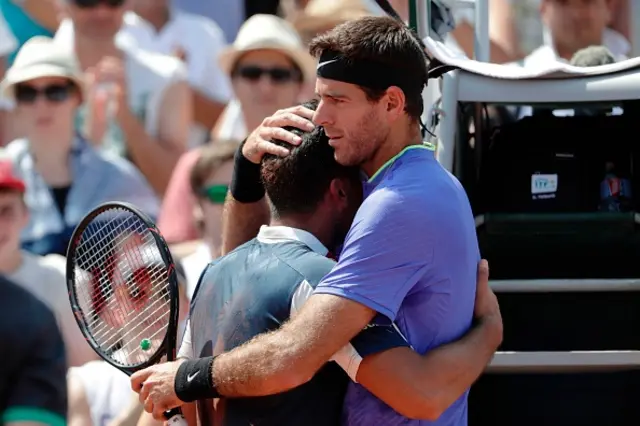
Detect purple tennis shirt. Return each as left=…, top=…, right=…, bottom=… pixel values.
left=314, top=144, right=480, bottom=426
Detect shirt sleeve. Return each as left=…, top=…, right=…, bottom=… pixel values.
left=314, top=188, right=433, bottom=321
left=291, top=279, right=410, bottom=382
left=2, top=309, right=67, bottom=426
left=177, top=318, right=194, bottom=359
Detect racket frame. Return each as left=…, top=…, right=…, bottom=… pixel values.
left=66, top=201, right=181, bottom=375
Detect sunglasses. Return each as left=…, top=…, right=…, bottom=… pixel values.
left=14, top=83, right=74, bottom=104
left=71, top=0, right=125, bottom=8
left=234, top=66, right=300, bottom=84
left=199, top=184, right=228, bottom=204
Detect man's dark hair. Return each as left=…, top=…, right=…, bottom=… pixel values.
left=309, top=16, right=428, bottom=120
left=261, top=99, right=360, bottom=217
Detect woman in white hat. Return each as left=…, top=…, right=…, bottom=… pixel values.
left=0, top=36, right=159, bottom=256
left=156, top=14, right=315, bottom=245
left=212, top=14, right=315, bottom=141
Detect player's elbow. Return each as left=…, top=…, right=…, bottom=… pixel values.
left=399, top=387, right=449, bottom=420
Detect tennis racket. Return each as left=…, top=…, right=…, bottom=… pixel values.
left=66, top=201, right=186, bottom=426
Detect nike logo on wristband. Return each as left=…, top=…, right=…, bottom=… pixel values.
left=186, top=371, right=200, bottom=382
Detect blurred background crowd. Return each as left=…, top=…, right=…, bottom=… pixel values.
left=0, top=0, right=635, bottom=425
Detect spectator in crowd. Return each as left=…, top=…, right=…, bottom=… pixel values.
left=0, top=36, right=159, bottom=256
left=211, top=14, right=314, bottom=142
left=157, top=141, right=236, bottom=258
left=181, top=142, right=236, bottom=297
left=290, top=0, right=373, bottom=45
left=524, top=0, right=625, bottom=67
left=68, top=260, right=190, bottom=426
left=0, top=274, right=67, bottom=426
left=0, top=12, right=17, bottom=145
left=55, top=8, right=157, bottom=52
left=0, top=151, right=96, bottom=366
left=130, top=0, right=233, bottom=147
left=446, top=0, right=521, bottom=62
left=172, top=0, right=244, bottom=44
left=55, top=0, right=191, bottom=195
left=0, top=0, right=59, bottom=64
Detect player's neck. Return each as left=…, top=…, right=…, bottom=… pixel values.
left=0, top=249, right=23, bottom=275
left=270, top=216, right=335, bottom=253
left=361, top=123, right=421, bottom=178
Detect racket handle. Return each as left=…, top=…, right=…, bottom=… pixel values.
left=165, top=408, right=187, bottom=426
left=166, top=413, right=187, bottom=426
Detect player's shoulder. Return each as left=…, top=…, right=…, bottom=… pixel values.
left=280, top=246, right=336, bottom=287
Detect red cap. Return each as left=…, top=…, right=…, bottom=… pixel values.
left=0, top=160, right=25, bottom=192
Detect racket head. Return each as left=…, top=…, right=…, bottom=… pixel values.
left=66, top=202, right=180, bottom=374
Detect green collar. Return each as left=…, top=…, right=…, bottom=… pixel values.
left=367, top=142, right=435, bottom=183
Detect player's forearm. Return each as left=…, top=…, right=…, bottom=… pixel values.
left=357, top=315, right=501, bottom=420
left=415, top=315, right=502, bottom=416
left=221, top=195, right=269, bottom=254
left=210, top=328, right=315, bottom=397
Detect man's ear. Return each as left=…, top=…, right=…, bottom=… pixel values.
left=385, top=86, right=406, bottom=121
left=329, top=178, right=348, bottom=201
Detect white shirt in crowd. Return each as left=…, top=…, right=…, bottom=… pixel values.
left=57, top=10, right=232, bottom=147
left=68, top=361, right=132, bottom=426
left=8, top=251, right=96, bottom=366
left=54, top=18, right=188, bottom=157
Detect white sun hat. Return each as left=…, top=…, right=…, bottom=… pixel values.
left=219, top=14, right=316, bottom=83
left=0, top=36, right=85, bottom=101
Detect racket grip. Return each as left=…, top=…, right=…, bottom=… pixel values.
left=166, top=414, right=187, bottom=426
left=165, top=408, right=187, bottom=426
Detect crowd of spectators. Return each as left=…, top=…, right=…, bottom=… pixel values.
left=0, top=0, right=633, bottom=425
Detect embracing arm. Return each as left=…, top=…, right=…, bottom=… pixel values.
left=211, top=294, right=375, bottom=396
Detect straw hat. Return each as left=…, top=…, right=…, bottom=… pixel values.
left=292, top=0, right=375, bottom=34
left=219, top=14, right=316, bottom=83
left=0, top=36, right=85, bottom=100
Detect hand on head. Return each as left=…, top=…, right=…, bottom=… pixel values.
left=242, top=105, right=316, bottom=164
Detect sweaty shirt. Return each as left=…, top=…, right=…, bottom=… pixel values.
left=179, top=225, right=409, bottom=426
left=315, top=144, right=480, bottom=426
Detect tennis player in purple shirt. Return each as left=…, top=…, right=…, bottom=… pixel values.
left=134, top=16, right=502, bottom=426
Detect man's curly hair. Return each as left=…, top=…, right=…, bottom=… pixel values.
left=261, top=99, right=360, bottom=217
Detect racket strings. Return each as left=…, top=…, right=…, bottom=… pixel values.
left=71, top=207, right=171, bottom=367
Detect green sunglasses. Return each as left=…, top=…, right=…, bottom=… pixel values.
left=199, top=184, right=228, bottom=204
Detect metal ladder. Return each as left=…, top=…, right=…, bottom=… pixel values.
left=413, top=0, right=640, bottom=375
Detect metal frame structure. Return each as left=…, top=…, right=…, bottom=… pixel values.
left=414, top=0, right=640, bottom=373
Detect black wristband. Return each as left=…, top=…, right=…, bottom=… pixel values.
left=229, top=140, right=265, bottom=203
left=174, top=357, right=220, bottom=402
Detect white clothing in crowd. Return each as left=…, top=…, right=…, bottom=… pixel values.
left=9, top=251, right=96, bottom=366
left=54, top=18, right=189, bottom=156
left=55, top=10, right=229, bottom=149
